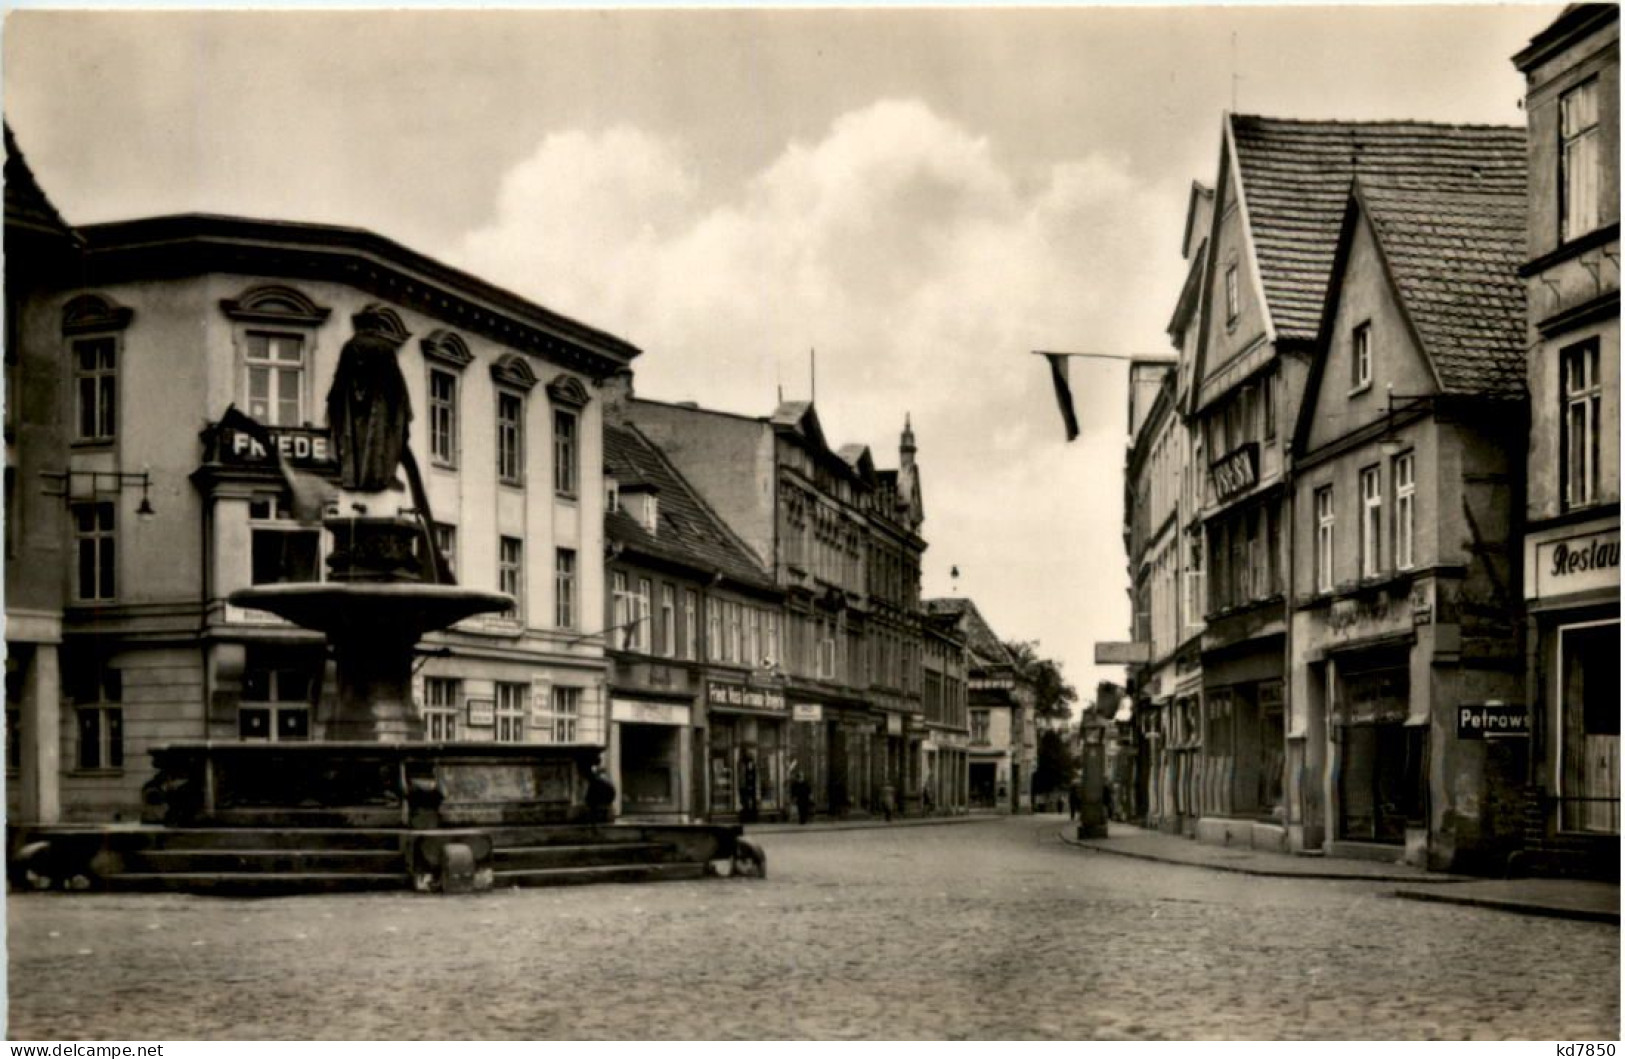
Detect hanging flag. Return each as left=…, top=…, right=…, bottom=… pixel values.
left=1044, top=353, right=1080, bottom=441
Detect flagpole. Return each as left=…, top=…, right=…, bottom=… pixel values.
left=1031, top=349, right=1177, bottom=363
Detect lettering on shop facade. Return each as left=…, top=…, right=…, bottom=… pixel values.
left=213, top=423, right=337, bottom=469
left=1209, top=443, right=1259, bottom=502
left=1456, top=701, right=1529, bottom=740
left=1534, top=529, right=1620, bottom=599
left=706, top=682, right=786, bottom=713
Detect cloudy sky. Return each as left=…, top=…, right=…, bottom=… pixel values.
left=5, top=4, right=1557, bottom=700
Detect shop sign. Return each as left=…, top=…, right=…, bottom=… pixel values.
left=1534, top=529, right=1620, bottom=599
left=1457, top=701, right=1529, bottom=740
left=214, top=423, right=336, bottom=469
left=1094, top=641, right=1151, bottom=665
left=707, top=681, right=786, bottom=713
left=1209, top=443, right=1259, bottom=502
left=466, top=697, right=495, bottom=728
left=886, top=713, right=902, bottom=736
left=611, top=698, right=689, bottom=726
left=792, top=703, right=823, bottom=722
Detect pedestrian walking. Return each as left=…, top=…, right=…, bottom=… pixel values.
left=739, top=753, right=760, bottom=824
left=585, top=765, right=616, bottom=827
left=791, top=770, right=813, bottom=825
left=1067, top=783, right=1082, bottom=821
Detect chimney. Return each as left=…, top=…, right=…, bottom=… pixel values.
left=601, top=368, right=635, bottom=422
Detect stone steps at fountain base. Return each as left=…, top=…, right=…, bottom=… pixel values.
left=490, top=842, right=675, bottom=871
left=121, top=848, right=406, bottom=875
left=492, top=863, right=711, bottom=888
left=102, top=871, right=414, bottom=895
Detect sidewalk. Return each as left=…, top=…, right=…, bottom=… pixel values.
left=1060, top=819, right=1619, bottom=925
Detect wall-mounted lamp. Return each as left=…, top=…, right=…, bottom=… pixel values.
left=40, top=468, right=157, bottom=519
left=1378, top=384, right=1432, bottom=459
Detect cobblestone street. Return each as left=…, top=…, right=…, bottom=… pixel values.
left=7, top=816, right=1619, bottom=1040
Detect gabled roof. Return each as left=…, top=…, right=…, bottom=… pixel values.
left=603, top=423, right=775, bottom=591
left=922, top=597, right=1013, bottom=669
left=4, top=124, right=80, bottom=246
left=1227, top=115, right=1526, bottom=343
left=1356, top=181, right=1528, bottom=395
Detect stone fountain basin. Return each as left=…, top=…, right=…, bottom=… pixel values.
left=229, top=582, right=513, bottom=639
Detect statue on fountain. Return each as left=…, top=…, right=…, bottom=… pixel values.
left=328, top=305, right=412, bottom=493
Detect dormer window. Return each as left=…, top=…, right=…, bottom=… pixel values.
left=605, top=477, right=620, bottom=514
left=623, top=485, right=659, bottom=534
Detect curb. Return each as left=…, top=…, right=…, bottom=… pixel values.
left=1389, top=886, right=1621, bottom=925
left=1055, top=825, right=1470, bottom=884
left=746, top=815, right=998, bottom=837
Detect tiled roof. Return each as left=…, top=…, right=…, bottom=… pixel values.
left=1230, top=115, right=1526, bottom=342
left=4, top=124, right=79, bottom=244
left=1356, top=181, right=1528, bottom=395
left=922, top=597, right=1013, bottom=668
left=603, top=423, right=774, bottom=590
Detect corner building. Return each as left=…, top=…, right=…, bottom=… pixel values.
left=8, top=213, right=633, bottom=823
left=1513, top=4, right=1620, bottom=876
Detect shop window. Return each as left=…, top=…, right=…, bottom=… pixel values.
left=710, top=720, right=736, bottom=812
left=1561, top=340, right=1602, bottom=511
left=1560, top=622, right=1621, bottom=833
left=1561, top=78, right=1601, bottom=243
left=1258, top=682, right=1285, bottom=818
left=250, top=495, right=321, bottom=585
left=494, top=682, right=526, bottom=743
left=423, top=677, right=460, bottom=741
left=1335, top=658, right=1418, bottom=843
left=240, top=648, right=315, bottom=742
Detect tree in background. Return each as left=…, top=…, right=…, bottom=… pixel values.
left=1005, top=640, right=1079, bottom=794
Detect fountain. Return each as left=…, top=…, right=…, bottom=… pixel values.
left=12, top=308, right=756, bottom=893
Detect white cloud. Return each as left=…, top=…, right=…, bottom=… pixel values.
left=456, top=98, right=1186, bottom=689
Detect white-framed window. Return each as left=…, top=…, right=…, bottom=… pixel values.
left=423, top=677, right=461, bottom=741
left=970, top=709, right=991, bottom=746
left=1394, top=453, right=1416, bottom=571
left=708, top=599, right=722, bottom=661
left=72, top=501, right=116, bottom=603
left=494, top=682, right=526, bottom=743
left=1352, top=322, right=1372, bottom=391
left=817, top=627, right=836, bottom=679
left=240, top=649, right=313, bottom=743
left=729, top=601, right=744, bottom=663
left=1315, top=486, right=1335, bottom=593
left=554, top=548, right=576, bottom=630
left=660, top=584, right=677, bottom=658
left=1224, top=262, right=1240, bottom=323
left=250, top=494, right=321, bottom=585
left=245, top=331, right=306, bottom=427
left=545, top=686, right=580, bottom=743
left=553, top=408, right=579, bottom=499
left=612, top=571, right=632, bottom=647
left=1562, top=341, right=1602, bottom=510
left=428, top=367, right=458, bottom=467
left=497, top=390, right=524, bottom=486
left=631, top=578, right=652, bottom=652
left=764, top=611, right=779, bottom=666
left=1561, top=78, right=1601, bottom=243
left=72, top=337, right=117, bottom=443
left=70, top=663, right=123, bottom=770
left=1185, top=532, right=1205, bottom=628
left=1360, top=465, right=1382, bottom=578
left=684, top=589, right=700, bottom=661
left=499, top=536, right=524, bottom=619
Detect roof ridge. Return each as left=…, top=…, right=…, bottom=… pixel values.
left=1232, top=113, right=1525, bottom=133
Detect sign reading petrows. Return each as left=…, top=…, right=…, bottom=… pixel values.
left=1457, top=701, right=1529, bottom=740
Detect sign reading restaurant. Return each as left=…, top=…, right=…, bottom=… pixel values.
left=1533, top=528, right=1620, bottom=599
left=706, top=681, right=787, bottom=713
